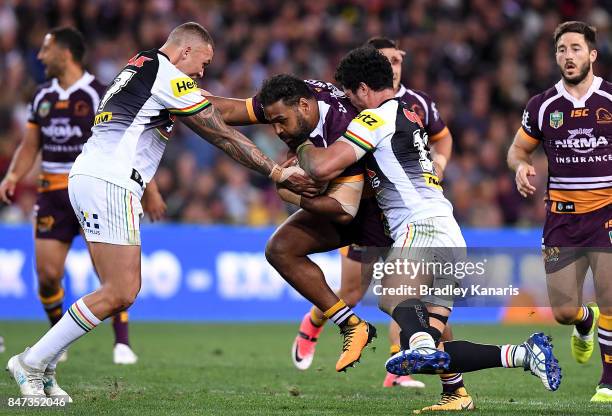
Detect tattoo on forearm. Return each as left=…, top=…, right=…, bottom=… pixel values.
left=182, top=105, right=274, bottom=176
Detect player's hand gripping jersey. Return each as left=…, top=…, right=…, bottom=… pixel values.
left=519, top=77, right=612, bottom=214
left=70, top=50, right=211, bottom=198
left=341, top=98, right=454, bottom=241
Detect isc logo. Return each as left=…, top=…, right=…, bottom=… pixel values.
left=571, top=108, right=589, bottom=117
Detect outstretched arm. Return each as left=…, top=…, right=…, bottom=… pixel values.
left=181, top=104, right=321, bottom=196
left=201, top=90, right=262, bottom=126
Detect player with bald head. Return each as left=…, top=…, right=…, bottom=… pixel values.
left=6, top=22, right=319, bottom=400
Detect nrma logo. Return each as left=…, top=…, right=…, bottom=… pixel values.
left=41, top=117, right=83, bottom=144
left=554, top=128, right=608, bottom=154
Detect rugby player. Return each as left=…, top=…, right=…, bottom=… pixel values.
left=297, top=46, right=562, bottom=412
left=208, top=75, right=383, bottom=373
left=508, top=21, right=612, bottom=402
left=0, top=27, right=156, bottom=372
left=6, top=22, right=318, bottom=399
left=318, top=37, right=460, bottom=395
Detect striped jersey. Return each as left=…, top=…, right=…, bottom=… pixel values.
left=395, top=84, right=449, bottom=143
left=70, top=49, right=210, bottom=198
left=342, top=98, right=454, bottom=241
left=27, top=72, right=105, bottom=176
left=519, top=76, right=612, bottom=213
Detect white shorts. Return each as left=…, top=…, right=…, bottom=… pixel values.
left=392, top=216, right=466, bottom=309
left=394, top=216, right=466, bottom=249
left=68, top=174, right=143, bottom=245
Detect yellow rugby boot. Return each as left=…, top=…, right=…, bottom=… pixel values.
left=413, top=387, right=475, bottom=413
left=571, top=302, right=599, bottom=364
left=335, top=319, right=376, bottom=372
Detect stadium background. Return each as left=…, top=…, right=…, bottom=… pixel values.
left=0, top=1, right=610, bottom=321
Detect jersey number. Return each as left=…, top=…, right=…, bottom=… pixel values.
left=413, top=130, right=434, bottom=173
left=98, top=69, right=136, bottom=112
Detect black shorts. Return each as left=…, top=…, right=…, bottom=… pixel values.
left=34, top=189, right=80, bottom=243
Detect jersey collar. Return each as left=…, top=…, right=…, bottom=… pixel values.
left=157, top=49, right=170, bottom=61
left=51, top=71, right=94, bottom=100
left=395, top=84, right=407, bottom=98
left=555, top=76, right=602, bottom=108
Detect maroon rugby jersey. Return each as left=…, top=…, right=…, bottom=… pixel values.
left=27, top=72, right=106, bottom=189
left=395, top=84, right=449, bottom=142
left=519, top=76, right=612, bottom=214
left=248, top=79, right=363, bottom=180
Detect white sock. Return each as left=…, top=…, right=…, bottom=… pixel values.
left=500, top=344, right=527, bottom=367
left=24, top=298, right=101, bottom=370
left=409, top=331, right=436, bottom=350
left=46, top=348, right=67, bottom=372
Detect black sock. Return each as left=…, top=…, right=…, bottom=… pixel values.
left=391, top=299, right=430, bottom=349
left=442, top=341, right=503, bottom=373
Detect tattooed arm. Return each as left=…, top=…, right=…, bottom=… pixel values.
left=181, top=105, right=321, bottom=196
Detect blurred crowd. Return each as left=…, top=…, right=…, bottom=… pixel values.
left=0, top=0, right=611, bottom=227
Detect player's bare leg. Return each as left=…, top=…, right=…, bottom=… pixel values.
left=83, top=241, right=137, bottom=364
left=35, top=239, right=71, bottom=329
left=588, top=251, right=612, bottom=402
left=292, top=251, right=370, bottom=370
left=544, top=256, right=599, bottom=367
left=7, top=242, right=141, bottom=398
left=266, top=210, right=376, bottom=372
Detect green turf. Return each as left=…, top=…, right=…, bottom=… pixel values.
left=0, top=321, right=609, bottom=415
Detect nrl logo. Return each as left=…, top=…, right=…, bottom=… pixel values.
left=549, top=110, right=563, bottom=129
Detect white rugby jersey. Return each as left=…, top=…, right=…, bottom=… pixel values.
left=70, top=49, right=210, bottom=198
left=341, top=98, right=454, bottom=241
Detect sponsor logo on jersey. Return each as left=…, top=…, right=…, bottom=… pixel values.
left=74, top=100, right=90, bottom=117
left=355, top=111, right=385, bottom=130
left=549, top=110, right=563, bottom=129
left=94, top=112, right=113, bottom=126
left=410, top=104, right=425, bottom=124
left=127, top=54, right=153, bottom=68
left=366, top=168, right=380, bottom=188
left=171, top=77, right=198, bottom=97
left=41, top=117, right=83, bottom=143
left=596, top=107, right=612, bottom=124
left=38, top=100, right=51, bottom=118
left=422, top=173, right=442, bottom=189
left=55, top=100, right=69, bottom=109
left=570, top=108, right=589, bottom=117
left=403, top=108, right=424, bottom=128
left=521, top=110, right=531, bottom=132
left=554, top=128, right=608, bottom=153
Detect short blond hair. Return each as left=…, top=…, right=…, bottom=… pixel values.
left=167, top=22, right=214, bottom=47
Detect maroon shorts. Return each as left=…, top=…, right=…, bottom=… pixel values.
left=337, top=197, right=392, bottom=263
left=34, top=189, right=81, bottom=243
left=542, top=203, right=612, bottom=273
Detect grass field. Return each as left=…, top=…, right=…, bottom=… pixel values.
left=0, top=321, right=609, bottom=415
